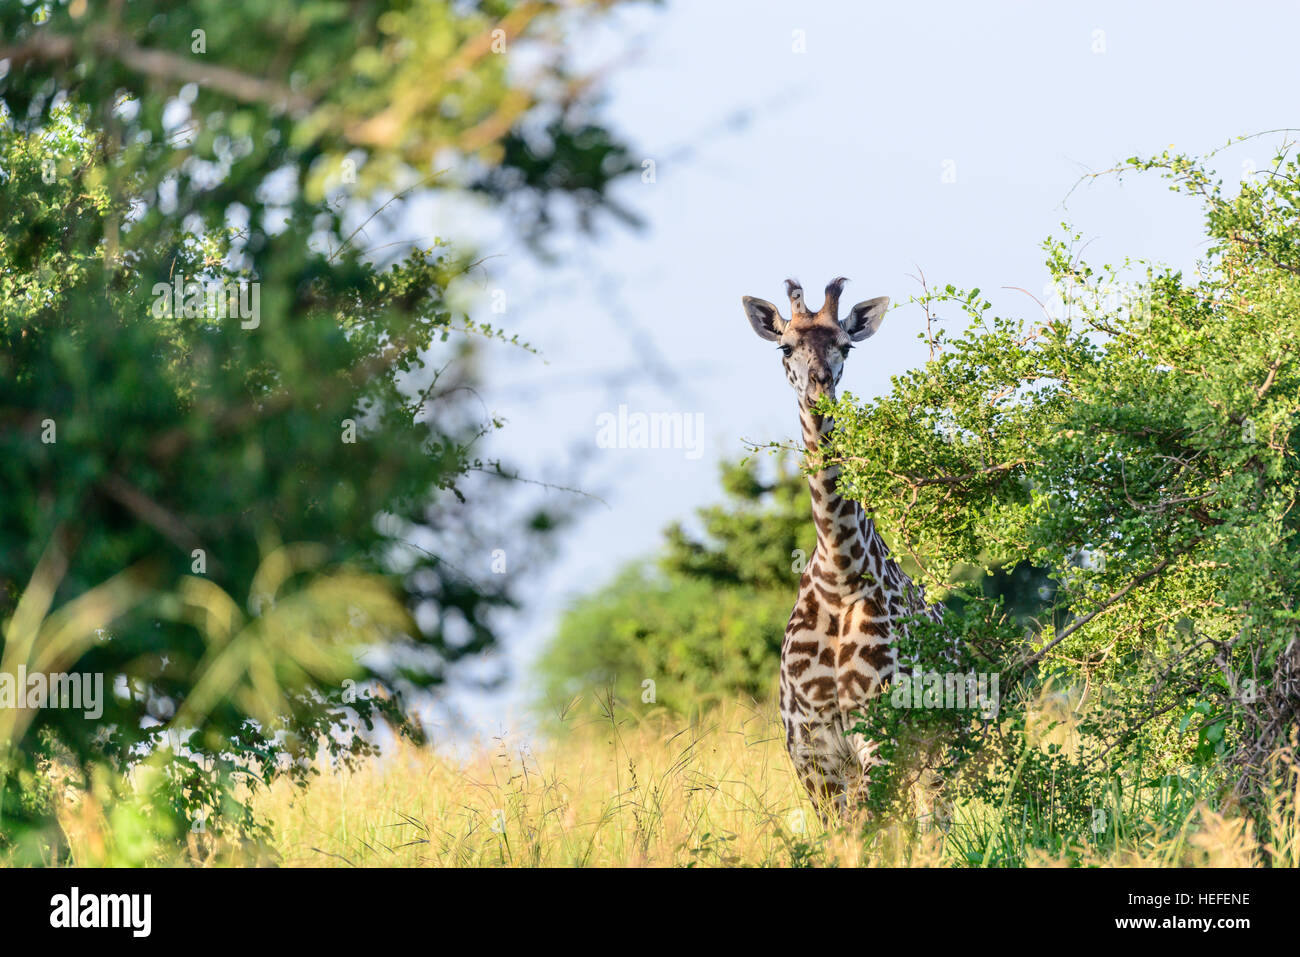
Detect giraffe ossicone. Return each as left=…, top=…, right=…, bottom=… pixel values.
left=741, top=277, right=942, bottom=818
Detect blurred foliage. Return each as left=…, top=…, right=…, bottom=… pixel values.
left=538, top=566, right=793, bottom=717
left=471, top=116, right=643, bottom=256
left=537, top=457, right=808, bottom=719
left=0, top=0, right=643, bottom=860
left=827, top=140, right=1300, bottom=832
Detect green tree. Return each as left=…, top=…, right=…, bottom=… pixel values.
left=537, top=457, right=809, bottom=718
left=0, top=0, right=639, bottom=860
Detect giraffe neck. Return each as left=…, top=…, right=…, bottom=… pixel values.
left=797, top=399, right=893, bottom=596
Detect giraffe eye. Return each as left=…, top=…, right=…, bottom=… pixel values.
left=840, top=344, right=853, bottom=357
left=779, top=345, right=793, bottom=357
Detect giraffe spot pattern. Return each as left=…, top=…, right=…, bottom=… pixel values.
left=774, top=380, right=945, bottom=820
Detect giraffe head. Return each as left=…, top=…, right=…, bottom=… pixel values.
left=742, top=277, right=889, bottom=403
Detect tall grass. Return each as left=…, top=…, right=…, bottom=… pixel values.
left=245, top=699, right=1299, bottom=868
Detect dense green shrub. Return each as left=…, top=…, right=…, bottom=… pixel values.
left=829, top=142, right=1300, bottom=831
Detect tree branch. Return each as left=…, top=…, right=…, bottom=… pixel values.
left=1022, top=551, right=1188, bottom=669
left=1, top=31, right=312, bottom=113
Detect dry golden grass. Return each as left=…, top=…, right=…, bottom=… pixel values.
left=256, top=699, right=876, bottom=867
left=34, top=696, right=1297, bottom=867
left=249, top=699, right=1300, bottom=868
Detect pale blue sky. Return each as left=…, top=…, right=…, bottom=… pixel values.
left=410, top=0, right=1298, bottom=745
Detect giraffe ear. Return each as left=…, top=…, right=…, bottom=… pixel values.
left=742, top=296, right=787, bottom=341
left=842, top=296, right=889, bottom=341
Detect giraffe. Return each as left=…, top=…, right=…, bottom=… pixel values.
left=742, top=276, right=943, bottom=819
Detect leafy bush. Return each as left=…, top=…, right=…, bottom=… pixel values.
left=828, top=141, right=1300, bottom=837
